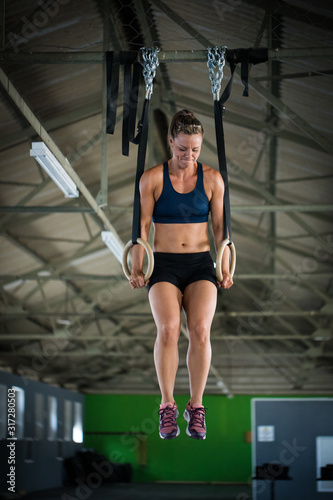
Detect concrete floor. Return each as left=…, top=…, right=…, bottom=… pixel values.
left=19, top=483, right=252, bottom=500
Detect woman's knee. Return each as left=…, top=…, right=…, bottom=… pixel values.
left=187, top=323, right=211, bottom=346
left=156, top=323, right=180, bottom=346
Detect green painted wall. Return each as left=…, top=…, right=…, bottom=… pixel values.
left=84, top=394, right=252, bottom=483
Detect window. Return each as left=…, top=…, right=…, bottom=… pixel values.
left=35, top=393, right=44, bottom=440
left=47, top=396, right=57, bottom=440
left=57, top=439, right=64, bottom=460
left=317, top=436, right=333, bottom=492
left=64, top=400, right=72, bottom=441
left=24, top=438, right=34, bottom=463
left=73, top=402, right=83, bottom=443
left=0, top=384, right=6, bottom=439
left=12, top=387, right=25, bottom=439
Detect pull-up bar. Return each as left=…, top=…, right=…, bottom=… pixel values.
left=0, top=47, right=332, bottom=64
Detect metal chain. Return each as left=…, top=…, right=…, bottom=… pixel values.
left=140, top=46, right=160, bottom=100
left=207, top=46, right=227, bottom=100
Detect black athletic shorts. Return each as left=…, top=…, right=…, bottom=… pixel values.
left=147, top=251, right=217, bottom=294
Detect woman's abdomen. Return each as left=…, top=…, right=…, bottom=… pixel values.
left=153, top=222, right=210, bottom=253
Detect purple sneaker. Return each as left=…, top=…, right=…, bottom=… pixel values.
left=158, top=402, right=180, bottom=439
left=183, top=402, right=207, bottom=440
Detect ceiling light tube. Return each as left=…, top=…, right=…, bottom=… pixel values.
left=101, top=231, right=125, bottom=264
left=312, top=328, right=331, bottom=341
left=30, top=142, right=79, bottom=198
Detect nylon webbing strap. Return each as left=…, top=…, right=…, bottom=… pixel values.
left=106, top=49, right=158, bottom=244
left=225, top=47, right=268, bottom=96
left=214, top=100, right=231, bottom=242
left=122, top=61, right=132, bottom=156
left=128, top=62, right=141, bottom=143
left=214, top=47, right=268, bottom=240
left=106, top=51, right=119, bottom=135
left=214, top=61, right=236, bottom=242
left=106, top=51, right=140, bottom=156
left=131, top=98, right=150, bottom=244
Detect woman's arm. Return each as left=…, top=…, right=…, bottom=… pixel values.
left=209, top=169, right=233, bottom=289
left=129, top=168, right=157, bottom=289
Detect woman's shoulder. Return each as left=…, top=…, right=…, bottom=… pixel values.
left=146, top=162, right=165, bottom=174
left=140, top=163, right=164, bottom=189
left=201, top=163, right=223, bottom=183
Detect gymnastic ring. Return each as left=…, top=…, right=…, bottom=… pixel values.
left=122, top=238, right=154, bottom=282
left=216, top=239, right=236, bottom=282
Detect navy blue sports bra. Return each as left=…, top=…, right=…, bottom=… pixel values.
left=152, top=161, right=210, bottom=224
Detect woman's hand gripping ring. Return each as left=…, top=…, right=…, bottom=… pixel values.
left=122, top=238, right=154, bottom=282
left=216, top=239, right=236, bottom=282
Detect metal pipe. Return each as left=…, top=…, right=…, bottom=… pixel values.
left=0, top=309, right=331, bottom=319
left=0, top=334, right=314, bottom=341
left=1, top=204, right=332, bottom=214
left=0, top=48, right=332, bottom=64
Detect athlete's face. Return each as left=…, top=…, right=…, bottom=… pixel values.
left=169, top=132, right=203, bottom=168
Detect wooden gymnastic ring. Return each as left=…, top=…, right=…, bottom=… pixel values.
left=216, top=239, right=236, bottom=282
left=122, top=238, right=154, bottom=282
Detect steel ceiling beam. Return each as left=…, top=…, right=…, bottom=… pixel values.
left=95, top=0, right=112, bottom=208
left=0, top=48, right=332, bottom=64
left=231, top=218, right=331, bottom=264
left=1, top=350, right=332, bottom=358
left=0, top=177, right=51, bottom=231
left=0, top=99, right=102, bottom=151
left=1, top=272, right=331, bottom=282
left=3, top=231, right=48, bottom=266
left=1, top=204, right=332, bottom=214
left=0, top=334, right=315, bottom=341
left=149, top=1, right=333, bottom=156
left=0, top=90, right=328, bottom=154
left=248, top=74, right=333, bottom=154
left=234, top=277, right=315, bottom=386
left=267, top=7, right=281, bottom=279
left=242, top=0, right=333, bottom=33
left=219, top=154, right=332, bottom=255
left=0, top=65, right=124, bottom=259
left=255, top=69, right=333, bottom=82
left=177, top=93, right=328, bottom=152
left=235, top=281, right=313, bottom=350
left=0, top=0, right=4, bottom=51
left=1, top=309, right=331, bottom=319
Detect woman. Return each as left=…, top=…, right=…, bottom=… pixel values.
left=129, top=109, right=233, bottom=440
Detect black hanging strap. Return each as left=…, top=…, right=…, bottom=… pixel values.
left=122, top=57, right=141, bottom=155
left=128, top=62, right=141, bottom=142
left=106, top=48, right=159, bottom=244
left=226, top=47, right=268, bottom=97
left=106, top=51, right=120, bottom=135
left=122, top=61, right=132, bottom=156
left=214, top=47, right=268, bottom=240
left=131, top=98, right=150, bottom=244
left=214, top=99, right=232, bottom=242
left=213, top=62, right=237, bottom=242
left=106, top=51, right=141, bottom=155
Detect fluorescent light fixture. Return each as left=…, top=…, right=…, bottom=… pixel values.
left=56, top=319, right=72, bottom=326
left=73, top=402, right=83, bottom=443
left=3, top=279, right=23, bottom=291
left=37, top=270, right=52, bottom=276
left=101, top=231, right=124, bottom=264
left=30, top=142, right=79, bottom=198
left=312, top=328, right=331, bottom=341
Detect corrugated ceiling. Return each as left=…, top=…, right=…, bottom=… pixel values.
left=0, top=0, right=332, bottom=396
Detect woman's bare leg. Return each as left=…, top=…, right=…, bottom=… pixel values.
left=149, top=282, right=182, bottom=404
left=183, top=281, right=217, bottom=406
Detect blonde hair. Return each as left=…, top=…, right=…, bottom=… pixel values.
left=168, top=109, right=204, bottom=140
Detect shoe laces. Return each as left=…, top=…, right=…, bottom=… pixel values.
left=189, top=406, right=207, bottom=428
left=159, top=405, right=176, bottom=427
